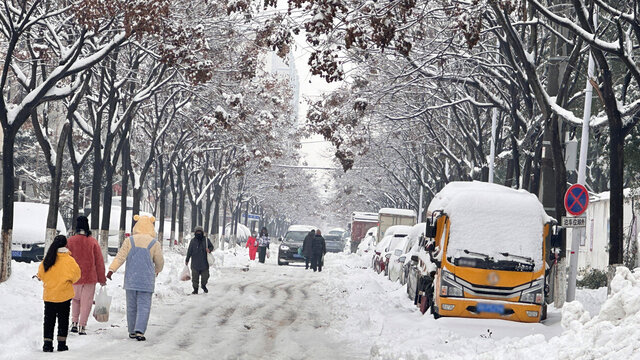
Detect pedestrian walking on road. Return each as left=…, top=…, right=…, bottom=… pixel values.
left=107, top=215, right=164, bottom=342
left=302, top=229, right=315, bottom=270
left=246, top=231, right=258, bottom=261
left=257, top=227, right=270, bottom=263
left=311, top=230, right=326, bottom=272
left=37, top=235, right=81, bottom=352
left=186, top=226, right=214, bottom=294
left=66, top=216, right=106, bottom=335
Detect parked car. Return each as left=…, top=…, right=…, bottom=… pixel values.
left=372, top=225, right=411, bottom=274
left=357, top=227, right=377, bottom=255
left=391, top=223, right=426, bottom=284
left=387, top=228, right=420, bottom=283
left=278, top=225, right=316, bottom=266
left=382, top=229, right=411, bottom=277
left=327, top=228, right=346, bottom=237
left=372, top=235, right=392, bottom=273
left=4, top=202, right=67, bottom=263
left=324, top=234, right=344, bottom=253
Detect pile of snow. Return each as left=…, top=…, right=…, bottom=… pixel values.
left=429, top=181, right=550, bottom=270
left=556, top=267, right=640, bottom=359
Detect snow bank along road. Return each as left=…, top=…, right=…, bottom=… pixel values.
left=1, top=248, right=628, bottom=360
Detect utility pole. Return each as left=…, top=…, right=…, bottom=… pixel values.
left=541, top=14, right=568, bottom=308
left=489, top=107, right=498, bottom=184
left=566, top=8, right=597, bottom=303
left=418, top=155, right=424, bottom=223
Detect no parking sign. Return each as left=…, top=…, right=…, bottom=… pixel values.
left=564, top=184, right=589, bottom=216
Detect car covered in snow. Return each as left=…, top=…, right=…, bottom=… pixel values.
left=416, top=181, right=556, bottom=323
left=372, top=225, right=411, bottom=274
left=357, top=227, right=377, bottom=255
left=278, top=225, right=316, bottom=266
left=3, top=202, right=67, bottom=263
left=388, top=223, right=425, bottom=283
left=324, top=234, right=345, bottom=253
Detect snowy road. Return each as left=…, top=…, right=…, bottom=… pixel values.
left=6, top=253, right=368, bottom=360
left=1, top=248, right=616, bottom=360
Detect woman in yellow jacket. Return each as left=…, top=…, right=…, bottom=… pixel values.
left=37, top=235, right=81, bottom=352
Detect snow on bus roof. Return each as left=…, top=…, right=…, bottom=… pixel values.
left=378, top=208, right=416, bottom=217
left=428, top=181, right=550, bottom=269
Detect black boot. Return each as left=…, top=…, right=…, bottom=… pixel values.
left=57, top=340, right=68, bottom=352
left=43, top=340, right=53, bottom=352
left=191, top=288, right=198, bottom=295
left=70, top=322, right=78, bottom=333
left=202, top=285, right=208, bottom=293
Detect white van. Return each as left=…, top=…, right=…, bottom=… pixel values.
left=2, top=202, right=67, bottom=263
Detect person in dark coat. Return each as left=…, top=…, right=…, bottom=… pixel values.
left=311, top=229, right=326, bottom=272
left=257, top=227, right=270, bottom=263
left=185, top=226, right=214, bottom=294
left=302, top=230, right=315, bottom=270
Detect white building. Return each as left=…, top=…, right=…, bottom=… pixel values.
left=264, top=50, right=300, bottom=122
left=568, top=189, right=639, bottom=271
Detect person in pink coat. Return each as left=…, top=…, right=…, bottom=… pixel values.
left=66, top=216, right=106, bottom=335
left=245, top=232, right=258, bottom=261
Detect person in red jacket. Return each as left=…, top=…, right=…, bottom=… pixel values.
left=246, top=231, right=258, bottom=261
left=66, top=216, right=106, bottom=335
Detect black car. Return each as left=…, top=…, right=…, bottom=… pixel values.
left=324, top=235, right=345, bottom=253
left=278, top=227, right=314, bottom=265
left=12, top=242, right=45, bottom=263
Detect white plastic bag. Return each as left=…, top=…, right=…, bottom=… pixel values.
left=93, top=287, right=112, bottom=323
left=207, top=251, right=215, bottom=267
left=180, top=265, right=191, bottom=281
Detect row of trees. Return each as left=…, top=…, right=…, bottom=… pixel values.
left=293, top=0, right=640, bottom=265
left=0, top=0, right=304, bottom=281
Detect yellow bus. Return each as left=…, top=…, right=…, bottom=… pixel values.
left=416, top=181, right=555, bottom=323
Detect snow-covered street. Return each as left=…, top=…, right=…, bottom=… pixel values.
left=7, top=246, right=638, bottom=360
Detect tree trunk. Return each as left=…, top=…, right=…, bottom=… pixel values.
left=609, top=122, right=624, bottom=264
left=157, top=157, right=166, bottom=249
left=0, top=128, right=16, bottom=282
left=212, top=184, right=222, bottom=248
left=90, top=122, right=103, bottom=246
left=170, top=188, right=177, bottom=248
left=72, top=165, right=82, bottom=230
left=45, top=124, right=70, bottom=252
left=178, top=174, right=186, bottom=245
left=119, top=140, right=129, bottom=248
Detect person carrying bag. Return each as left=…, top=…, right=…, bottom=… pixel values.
left=185, top=226, right=214, bottom=294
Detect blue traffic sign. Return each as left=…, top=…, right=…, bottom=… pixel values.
left=564, top=184, right=589, bottom=216
left=242, top=213, right=261, bottom=221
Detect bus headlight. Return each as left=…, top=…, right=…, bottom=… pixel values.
left=440, top=270, right=464, bottom=297
left=520, top=287, right=543, bottom=304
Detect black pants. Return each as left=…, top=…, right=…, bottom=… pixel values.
left=44, top=300, right=71, bottom=341
left=311, top=253, right=323, bottom=272
left=258, top=247, right=267, bottom=263
left=305, top=257, right=310, bottom=269
left=191, top=267, right=210, bottom=290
